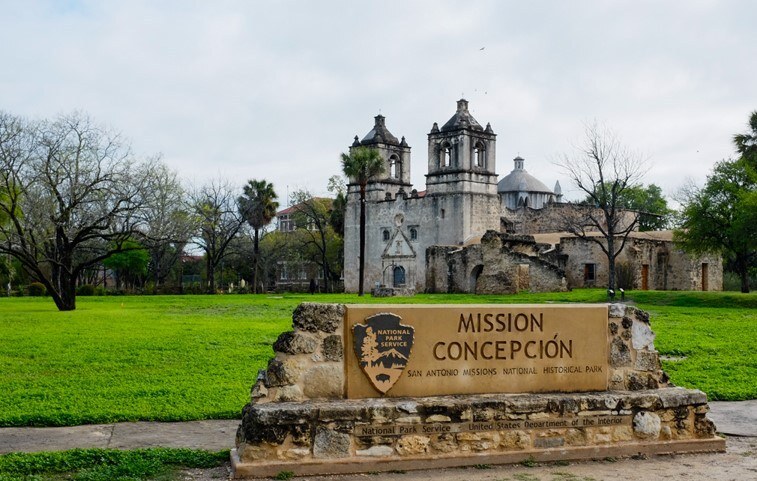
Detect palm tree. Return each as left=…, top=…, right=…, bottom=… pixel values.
left=733, top=110, right=757, bottom=167
left=341, top=146, right=385, bottom=296
left=238, top=179, right=279, bottom=293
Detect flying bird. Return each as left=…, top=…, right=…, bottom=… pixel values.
left=479, top=47, right=485, bottom=50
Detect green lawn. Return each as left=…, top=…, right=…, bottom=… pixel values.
left=0, top=448, right=227, bottom=481
left=0, top=290, right=754, bottom=427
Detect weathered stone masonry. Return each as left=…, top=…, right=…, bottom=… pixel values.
left=343, top=99, right=722, bottom=294
left=233, top=303, right=723, bottom=478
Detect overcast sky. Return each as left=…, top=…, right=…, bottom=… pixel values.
left=2, top=0, right=756, bottom=206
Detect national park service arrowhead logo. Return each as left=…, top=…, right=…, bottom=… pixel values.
left=353, top=313, right=414, bottom=394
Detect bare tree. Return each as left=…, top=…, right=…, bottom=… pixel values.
left=140, top=162, right=195, bottom=293
left=290, top=189, right=341, bottom=292
left=190, top=179, right=245, bottom=293
left=0, top=111, right=151, bottom=311
left=558, top=122, right=647, bottom=291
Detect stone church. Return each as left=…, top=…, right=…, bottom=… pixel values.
left=343, top=100, right=722, bottom=294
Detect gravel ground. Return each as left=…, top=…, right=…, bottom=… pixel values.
left=177, top=435, right=756, bottom=481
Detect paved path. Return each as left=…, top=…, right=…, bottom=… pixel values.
left=706, top=400, right=757, bottom=437
left=0, top=401, right=754, bottom=454
left=0, top=420, right=239, bottom=454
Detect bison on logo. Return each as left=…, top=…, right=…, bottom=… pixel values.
left=353, top=313, right=414, bottom=394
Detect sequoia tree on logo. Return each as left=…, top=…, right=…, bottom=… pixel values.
left=353, top=313, right=414, bottom=394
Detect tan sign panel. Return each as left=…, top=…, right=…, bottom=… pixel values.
left=345, top=304, right=608, bottom=398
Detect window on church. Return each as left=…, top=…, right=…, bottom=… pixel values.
left=584, top=263, right=596, bottom=282
left=382, top=229, right=390, bottom=241
left=473, top=142, right=485, bottom=168
left=389, top=156, right=400, bottom=179
left=441, top=143, right=452, bottom=167
left=410, top=227, right=418, bottom=240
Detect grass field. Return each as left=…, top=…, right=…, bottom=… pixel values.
left=0, top=448, right=227, bottom=481
left=0, top=290, right=754, bottom=427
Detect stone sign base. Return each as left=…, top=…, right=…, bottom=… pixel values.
left=232, top=387, right=724, bottom=478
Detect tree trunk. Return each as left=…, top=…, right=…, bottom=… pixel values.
left=206, top=255, right=215, bottom=293
left=320, top=229, right=330, bottom=293
left=358, top=184, right=366, bottom=296
left=607, top=258, right=616, bottom=292
left=741, top=271, right=750, bottom=293
left=60, top=278, right=76, bottom=311
left=737, top=256, right=751, bottom=293
left=178, top=258, right=184, bottom=294
left=253, top=228, right=260, bottom=294
left=50, top=269, right=77, bottom=311
left=152, top=253, right=160, bottom=294
left=606, top=234, right=616, bottom=291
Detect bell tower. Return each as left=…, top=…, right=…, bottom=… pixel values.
left=348, top=114, right=412, bottom=201
left=424, top=99, right=500, bottom=244
left=426, top=99, right=497, bottom=196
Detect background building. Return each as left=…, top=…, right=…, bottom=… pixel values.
left=343, top=100, right=722, bottom=294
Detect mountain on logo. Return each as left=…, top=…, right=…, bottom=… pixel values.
left=376, top=348, right=408, bottom=368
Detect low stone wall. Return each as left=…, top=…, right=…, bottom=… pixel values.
left=234, top=388, right=717, bottom=476
left=234, top=302, right=723, bottom=478
left=372, top=286, right=416, bottom=297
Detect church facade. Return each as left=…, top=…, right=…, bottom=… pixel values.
left=343, top=100, right=722, bottom=294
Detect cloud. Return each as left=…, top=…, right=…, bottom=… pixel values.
left=1, top=0, right=755, bottom=204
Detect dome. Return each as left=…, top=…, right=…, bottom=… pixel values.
left=441, top=99, right=483, bottom=132
left=497, top=156, right=554, bottom=194
left=360, top=114, right=399, bottom=145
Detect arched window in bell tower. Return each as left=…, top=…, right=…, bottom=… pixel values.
left=389, top=155, right=400, bottom=179
left=441, top=142, right=452, bottom=167
left=473, top=141, right=486, bottom=168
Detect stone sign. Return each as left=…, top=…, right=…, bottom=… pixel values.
left=346, top=304, right=608, bottom=398
left=233, top=303, right=725, bottom=479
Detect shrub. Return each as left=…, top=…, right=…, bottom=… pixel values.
left=77, top=284, right=96, bottom=296
left=615, top=262, right=636, bottom=290
left=27, top=282, right=47, bottom=297
left=722, top=271, right=757, bottom=291
left=155, top=285, right=184, bottom=295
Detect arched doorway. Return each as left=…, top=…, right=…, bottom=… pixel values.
left=393, top=266, right=406, bottom=287
left=470, top=265, right=484, bottom=293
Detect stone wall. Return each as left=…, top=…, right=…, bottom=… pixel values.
left=502, top=203, right=638, bottom=235
left=559, top=235, right=723, bottom=291
left=236, top=388, right=715, bottom=469
left=234, top=302, right=721, bottom=477
left=250, top=303, right=346, bottom=405
left=426, top=231, right=567, bottom=294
